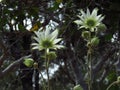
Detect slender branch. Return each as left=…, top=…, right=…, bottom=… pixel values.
left=65, top=48, right=88, bottom=90
left=0, top=54, right=7, bottom=67
left=0, top=55, right=31, bottom=78
left=0, top=40, right=8, bottom=67
left=93, top=48, right=117, bottom=74
left=38, top=68, right=46, bottom=90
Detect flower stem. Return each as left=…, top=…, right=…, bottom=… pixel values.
left=45, top=49, right=50, bottom=90
left=87, top=48, right=92, bottom=90
left=87, top=32, right=92, bottom=90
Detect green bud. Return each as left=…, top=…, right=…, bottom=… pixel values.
left=91, top=37, right=100, bottom=46
left=73, top=85, right=83, bottom=90
left=23, top=58, right=34, bottom=67
left=47, top=51, right=57, bottom=60
left=97, top=23, right=107, bottom=32
left=81, top=31, right=91, bottom=40
left=87, top=41, right=92, bottom=48
left=33, top=62, right=38, bottom=69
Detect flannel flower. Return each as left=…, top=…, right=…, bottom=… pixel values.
left=74, top=8, right=104, bottom=32
left=31, top=29, right=64, bottom=51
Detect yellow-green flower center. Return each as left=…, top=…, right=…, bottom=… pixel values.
left=41, top=39, right=53, bottom=48
left=86, top=19, right=96, bottom=28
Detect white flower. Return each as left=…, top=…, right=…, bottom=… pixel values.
left=31, top=29, right=64, bottom=51
left=74, top=8, right=105, bottom=32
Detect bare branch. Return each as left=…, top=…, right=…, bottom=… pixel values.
left=93, top=48, right=117, bottom=73
left=0, top=40, right=8, bottom=67
left=0, top=55, right=31, bottom=79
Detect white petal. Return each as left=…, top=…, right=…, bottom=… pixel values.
left=33, top=37, right=40, bottom=42
left=98, top=16, right=104, bottom=22
left=45, top=29, right=50, bottom=38
left=50, top=29, right=58, bottom=41
left=34, top=31, right=41, bottom=38
left=77, top=15, right=85, bottom=21
left=32, top=46, right=39, bottom=50
left=91, top=8, right=98, bottom=17
left=87, top=8, right=90, bottom=17
left=77, top=15, right=81, bottom=19
left=53, top=38, right=62, bottom=44
left=31, top=43, right=38, bottom=46
left=74, top=20, right=83, bottom=25
left=96, top=14, right=102, bottom=20
left=54, top=45, right=65, bottom=49
left=80, top=10, right=86, bottom=17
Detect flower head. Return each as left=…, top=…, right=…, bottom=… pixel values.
left=31, top=28, right=64, bottom=51
left=74, top=8, right=104, bottom=32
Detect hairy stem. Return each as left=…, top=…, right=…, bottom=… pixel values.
left=87, top=49, right=92, bottom=90
left=45, top=49, right=50, bottom=90
left=87, top=32, right=92, bottom=90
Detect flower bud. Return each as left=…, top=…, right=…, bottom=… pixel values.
left=87, top=41, right=92, bottom=48
left=23, top=58, right=34, bottom=67
left=81, top=31, right=91, bottom=40
left=91, top=37, right=99, bottom=46
left=47, top=51, right=57, bottom=60
left=73, top=85, right=83, bottom=90
left=97, top=23, right=107, bottom=32
left=33, top=62, right=38, bottom=69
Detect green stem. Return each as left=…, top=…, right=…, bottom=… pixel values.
left=87, top=32, right=92, bottom=90
left=45, top=49, right=50, bottom=90
left=87, top=48, right=92, bottom=90
left=90, top=48, right=92, bottom=90
left=106, top=81, right=118, bottom=90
